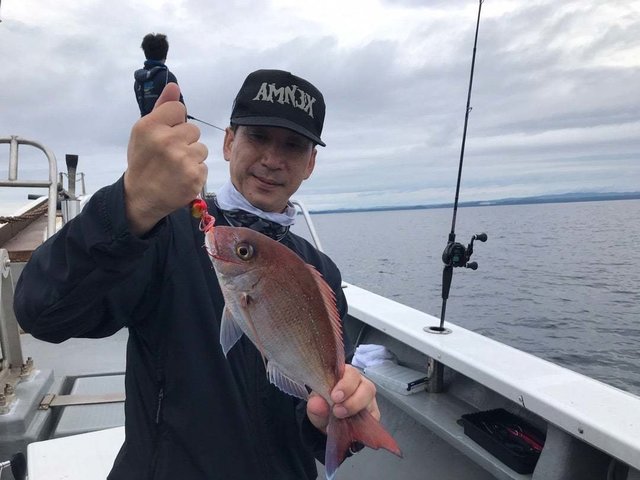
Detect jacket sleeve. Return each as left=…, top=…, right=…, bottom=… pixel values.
left=13, top=176, right=166, bottom=343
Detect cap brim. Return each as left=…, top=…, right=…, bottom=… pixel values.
left=231, top=116, right=326, bottom=147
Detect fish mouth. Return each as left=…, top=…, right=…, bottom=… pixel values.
left=205, top=241, right=235, bottom=264
left=204, top=229, right=223, bottom=261
left=204, top=229, right=245, bottom=266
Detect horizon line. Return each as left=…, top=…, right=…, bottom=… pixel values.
left=305, top=191, right=640, bottom=215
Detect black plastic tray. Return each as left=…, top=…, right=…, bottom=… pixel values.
left=459, top=408, right=546, bottom=474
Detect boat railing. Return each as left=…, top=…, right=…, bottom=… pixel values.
left=0, top=136, right=58, bottom=239
left=290, top=199, right=324, bottom=252
left=0, top=135, right=62, bottom=415
left=0, top=135, right=58, bottom=238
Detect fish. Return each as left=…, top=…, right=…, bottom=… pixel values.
left=204, top=225, right=402, bottom=479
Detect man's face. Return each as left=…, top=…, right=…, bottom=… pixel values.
left=223, top=125, right=317, bottom=213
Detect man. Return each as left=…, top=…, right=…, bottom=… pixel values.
left=15, top=69, right=379, bottom=479
left=134, top=33, right=185, bottom=116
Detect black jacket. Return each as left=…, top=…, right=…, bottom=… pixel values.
left=14, top=177, right=348, bottom=479
left=134, top=60, right=185, bottom=116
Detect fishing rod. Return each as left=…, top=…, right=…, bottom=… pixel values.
left=430, top=0, right=488, bottom=335
left=186, top=114, right=226, bottom=132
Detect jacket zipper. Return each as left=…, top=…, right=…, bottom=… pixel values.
left=155, top=387, right=164, bottom=424
left=149, top=386, right=165, bottom=480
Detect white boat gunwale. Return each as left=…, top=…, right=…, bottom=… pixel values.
left=344, top=282, right=640, bottom=471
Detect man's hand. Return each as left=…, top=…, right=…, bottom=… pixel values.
left=306, top=365, right=380, bottom=433
left=124, top=83, right=208, bottom=235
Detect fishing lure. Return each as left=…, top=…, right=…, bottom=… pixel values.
left=190, top=197, right=216, bottom=232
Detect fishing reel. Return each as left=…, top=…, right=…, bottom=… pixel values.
left=431, top=231, right=488, bottom=332
left=426, top=230, right=489, bottom=366
left=442, top=232, right=488, bottom=270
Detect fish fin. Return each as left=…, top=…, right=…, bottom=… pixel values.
left=266, top=361, right=309, bottom=400
left=305, top=265, right=345, bottom=368
left=220, top=306, right=244, bottom=357
left=325, top=410, right=402, bottom=480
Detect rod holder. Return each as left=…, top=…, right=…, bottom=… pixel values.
left=424, top=325, right=452, bottom=335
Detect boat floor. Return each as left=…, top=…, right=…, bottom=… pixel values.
left=317, top=393, right=496, bottom=479
left=20, top=329, right=127, bottom=387
left=21, top=329, right=496, bottom=479
left=29, top=419, right=496, bottom=480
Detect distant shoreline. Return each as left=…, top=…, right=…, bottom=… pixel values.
left=309, top=192, right=640, bottom=215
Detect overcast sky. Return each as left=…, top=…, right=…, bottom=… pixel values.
left=1, top=0, right=639, bottom=211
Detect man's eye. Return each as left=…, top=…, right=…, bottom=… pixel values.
left=287, top=139, right=312, bottom=151
left=245, top=128, right=267, bottom=140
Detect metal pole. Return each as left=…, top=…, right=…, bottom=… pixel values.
left=0, top=250, right=24, bottom=378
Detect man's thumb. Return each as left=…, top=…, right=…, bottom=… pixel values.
left=153, top=83, right=181, bottom=110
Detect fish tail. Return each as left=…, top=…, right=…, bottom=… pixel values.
left=324, top=410, right=402, bottom=480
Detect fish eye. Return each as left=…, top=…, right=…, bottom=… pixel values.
left=235, top=243, right=254, bottom=261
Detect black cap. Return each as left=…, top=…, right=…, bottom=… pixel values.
left=230, top=69, right=326, bottom=146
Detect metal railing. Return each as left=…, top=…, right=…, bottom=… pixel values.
left=290, top=199, right=324, bottom=252
left=0, top=136, right=58, bottom=238
left=59, top=171, right=86, bottom=197
left=0, top=248, right=28, bottom=399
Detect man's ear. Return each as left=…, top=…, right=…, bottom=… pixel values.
left=303, top=148, right=317, bottom=180
left=223, top=127, right=235, bottom=162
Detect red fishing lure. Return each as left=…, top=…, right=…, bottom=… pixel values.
left=190, top=197, right=215, bottom=232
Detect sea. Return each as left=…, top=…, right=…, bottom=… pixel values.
left=291, top=199, right=640, bottom=397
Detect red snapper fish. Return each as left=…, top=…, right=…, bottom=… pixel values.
left=204, top=225, right=402, bottom=479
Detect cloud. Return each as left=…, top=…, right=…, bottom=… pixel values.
left=1, top=0, right=638, bottom=212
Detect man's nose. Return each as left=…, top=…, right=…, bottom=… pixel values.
left=260, top=143, right=285, bottom=169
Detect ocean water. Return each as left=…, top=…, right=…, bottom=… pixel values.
left=292, top=199, right=640, bottom=396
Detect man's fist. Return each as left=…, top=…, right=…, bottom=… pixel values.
left=124, top=83, right=208, bottom=235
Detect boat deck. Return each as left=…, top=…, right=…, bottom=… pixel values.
left=20, top=330, right=128, bottom=384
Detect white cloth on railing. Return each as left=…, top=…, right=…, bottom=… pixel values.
left=351, top=344, right=397, bottom=369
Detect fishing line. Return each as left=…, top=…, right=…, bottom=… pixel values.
left=187, top=115, right=226, bottom=132
left=185, top=115, right=225, bottom=199
left=430, top=0, right=488, bottom=334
